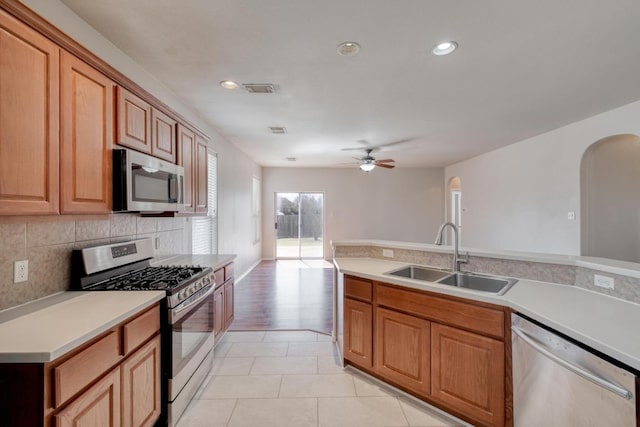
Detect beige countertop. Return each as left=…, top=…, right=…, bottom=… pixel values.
left=335, top=257, right=640, bottom=371
left=0, top=291, right=165, bottom=363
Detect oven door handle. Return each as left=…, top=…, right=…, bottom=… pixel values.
left=169, top=284, right=216, bottom=324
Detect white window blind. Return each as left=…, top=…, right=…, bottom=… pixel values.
left=191, top=153, right=218, bottom=254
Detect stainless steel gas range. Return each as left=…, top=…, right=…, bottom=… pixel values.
left=71, top=238, right=216, bottom=426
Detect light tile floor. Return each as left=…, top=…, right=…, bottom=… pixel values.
left=177, top=331, right=467, bottom=427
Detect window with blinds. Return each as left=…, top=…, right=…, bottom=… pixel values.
left=191, top=153, right=218, bottom=254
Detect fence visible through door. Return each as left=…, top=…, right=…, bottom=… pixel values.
left=275, top=192, right=324, bottom=259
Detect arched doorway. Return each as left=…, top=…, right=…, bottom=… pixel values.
left=581, top=134, right=640, bottom=262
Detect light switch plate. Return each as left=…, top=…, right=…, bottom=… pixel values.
left=14, top=260, right=28, bottom=283
left=382, top=249, right=394, bottom=258
left=594, top=274, right=614, bottom=290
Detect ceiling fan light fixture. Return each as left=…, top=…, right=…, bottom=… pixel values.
left=337, top=41, right=361, bottom=56
left=220, top=80, right=239, bottom=89
left=432, top=41, right=458, bottom=56
left=360, top=163, right=376, bottom=172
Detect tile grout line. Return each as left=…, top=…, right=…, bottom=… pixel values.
left=225, top=398, right=239, bottom=427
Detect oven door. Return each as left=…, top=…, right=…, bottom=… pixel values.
left=168, top=284, right=215, bottom=402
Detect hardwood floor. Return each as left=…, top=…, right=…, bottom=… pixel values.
left=229, top=260, right=334, bottom=334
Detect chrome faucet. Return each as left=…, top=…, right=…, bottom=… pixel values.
left=434, top=222, right=467, bottom=272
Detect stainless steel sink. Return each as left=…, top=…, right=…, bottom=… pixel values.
left=385, top=265, right=518, bottom=295
left=437, top=272, right=517, bottom=295
left=385, top=265, right=451, bottom=282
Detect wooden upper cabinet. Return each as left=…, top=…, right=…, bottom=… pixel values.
left=151, top=108, right=176, bottom=163
left=195, top=134, right=208, bottom=213
left=177, top=124, right=195, bottom=212
left=431, top=323, right=504, bottom=426
left=60, top=51, right=114, bottom=214
left=0, top=9, right=59, bottom=215
left=117, top=86, right=152, bottom=154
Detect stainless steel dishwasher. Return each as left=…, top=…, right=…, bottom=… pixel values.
left=512, top=313, right=637, bottom=426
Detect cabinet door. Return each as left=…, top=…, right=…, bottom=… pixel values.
left=60, top=51, right=114, bottom=213
left=431, top=323, right=504, bottom=427
left=223, top=281, right=234, bottom=330
left=213, top=286, right=224, bottom=337
left=121, top=335, right=161, bottom=427
left=344, top=298, right=373, bottom=368
left=151, top=108, right=176, bottom=163
left=117, top=86, right=151, bottom=154
left=374, top=307, right=430, bottom=396
left=55, top=367, right=121, bottom=427
left=177, top=124, right=195, bottom=212
left=195, top=134, right=208, bottom=213
left=0, top=9, right=59, bottom=215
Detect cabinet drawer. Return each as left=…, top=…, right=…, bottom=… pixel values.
left=224, top=263, right=234, bottom=281
left=53, top=330, right=121, bottom=407
left=345, top=276, right=372, bottom=302
left=377, top=284, right=504, bottom=338
left=214, top=268, right=224, bottom=287
left=123, top=304, right=160, bottom=354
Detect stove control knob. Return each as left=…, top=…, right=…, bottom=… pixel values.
left=178, top=290, right=185, bottom=300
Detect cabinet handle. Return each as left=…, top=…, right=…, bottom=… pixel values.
left=512, top=326, right=633, bottom=400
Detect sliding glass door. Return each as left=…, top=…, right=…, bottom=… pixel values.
left=275, top=192, right=324, bottom=259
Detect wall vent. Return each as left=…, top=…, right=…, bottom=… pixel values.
left=243, top=84, right=276, bottom=94
left=269, top=126, right=287, bottom=134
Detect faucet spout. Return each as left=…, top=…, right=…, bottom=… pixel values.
left=434, top=222, right=467, bottom=272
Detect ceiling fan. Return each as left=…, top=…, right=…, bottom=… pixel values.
left=341, top=138, right=412, bottom=171
left=354, top=148, right=395, bottom=171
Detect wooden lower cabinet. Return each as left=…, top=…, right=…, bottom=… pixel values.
left=224, top=281, right=234, bottom=330
left=374, top=307, right=430, bottom=396
left=55, top=367, right=121, bottom=427
left=120, top=335, right=161, bottom=427
left=342, top=279, right=509, bottom=427
left=431, top=323, right=504, bottom=426
left=214, top=285, right=224, bottom=337
left=344, top=297, right=373, bottom=368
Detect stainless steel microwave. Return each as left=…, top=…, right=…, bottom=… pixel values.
left=113, top=148, right=184, bottom=212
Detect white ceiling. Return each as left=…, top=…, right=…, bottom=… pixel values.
left=61, top=0, right=640, bottom=168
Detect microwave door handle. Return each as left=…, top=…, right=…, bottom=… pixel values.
left=511, top=326, right=633, bottom=400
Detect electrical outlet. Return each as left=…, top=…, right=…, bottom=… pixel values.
left=382, top=249, right=394, bottom=258
left=594, top=274, right=614, bottom=290
left=14, top=260, right=28, bottom=283
left=567, top=211, right=576, bottom=220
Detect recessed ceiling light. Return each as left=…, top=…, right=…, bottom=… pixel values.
left=337, top=41, right=361, bottom=56
left=432, top=41, right=458, bottom=56
left=220, top=80, right=239, bottom=89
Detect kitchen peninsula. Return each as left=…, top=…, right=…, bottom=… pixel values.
left=333, top=239, right=640, bottom=427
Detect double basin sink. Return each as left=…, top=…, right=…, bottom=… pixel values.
left=385, top=265, right=517, bottom=295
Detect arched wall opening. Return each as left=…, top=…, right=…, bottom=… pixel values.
left=580, top=134, right=640, bottom=262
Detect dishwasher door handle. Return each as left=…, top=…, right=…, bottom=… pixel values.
left=511, top=325, right=633, bottom=400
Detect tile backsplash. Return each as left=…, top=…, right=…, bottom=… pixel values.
left=0, top=214, right=190, bottom=311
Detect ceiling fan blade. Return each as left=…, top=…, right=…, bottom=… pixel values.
left=342, top=146, right=377, bottom=152
left=375, top=159, right=395, bottom=163
left=376, top=163, right=395, bottom=169
left=374, top=137, right=415, bottom=149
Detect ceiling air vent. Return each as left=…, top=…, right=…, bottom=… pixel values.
left=243, top=84, right=276, bottom=94
left=269, top=127, right=287, bottom=134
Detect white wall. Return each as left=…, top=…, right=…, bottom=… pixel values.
left=445, top=100, right=640, bottom=256
left=261, top=168, right=445, bottom=259
left=23, top=0, right=262, bottom=275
